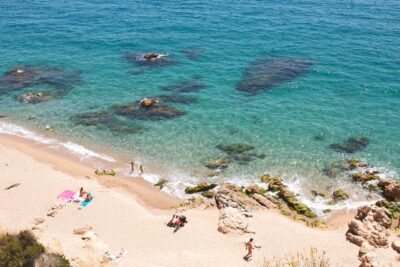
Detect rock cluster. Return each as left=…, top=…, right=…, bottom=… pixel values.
left=329, top=136, right=369, bottom=153
left=346, top=205, right=392, bottom=248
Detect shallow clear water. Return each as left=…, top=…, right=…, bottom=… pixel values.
left=0, top=0, right=399, bottom=194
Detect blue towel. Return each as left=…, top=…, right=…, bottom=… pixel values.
left=81, top=194, right=94, bottom=207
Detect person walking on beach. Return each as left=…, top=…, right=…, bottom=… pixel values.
left=244, top=238, right=261, bottom=261
left=130, top=160, right=144, bottom=175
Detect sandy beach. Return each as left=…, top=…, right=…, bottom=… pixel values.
left=0, top=133, right=398, bottom=267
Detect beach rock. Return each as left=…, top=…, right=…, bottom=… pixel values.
left=333, top=189, right=349, bottom=200
left=154, top=178, right=168, bottom=189
left=329, top=136, right=369, bottom=153
left=34, top=218, right=45, bottom=225
left=202, top=157, right=229, bottom=169
left=112, top=100, right=185, bottom=121
left=17, top=91, right=53, bottom=104
left=352, top=172, right=380, bottom=183
left=375, top=199, right=400, bottom=219
left=346, top=205, right=392, bottom=248
left=214, top=187, right=251, bottom=213
left=267, top=178, right=317, bottom=218
left=201, top=191, right=215, bottom=199
left=251, top=194, right=276, bottom=209
left=73, top=225, right=93, bottom=235
left=94, top=169, right=116, bottom=176
left=260, top=174, right=279, bottom=184
left=359, top=242, right=374, bottom=256
left=216, top=143, right=254, bottom=154
left=235, top=56, right=312, bottom=94
left=245, top=183, right=265, bottom=195
left=359, top=252, right=380, bottom=267
left=140, top=97, right=157, bottom=107
left=392, top=240, right=400, bottom=253
left=217, top=207, right=250, bottom=234
left=185, top=182, right=217, bottom=194
left=161, top=77, right=205, bottom=93
left=180, top=196, right=205, bottom=208
left=311, top=189, right=326, bottom=198
left=378, top=179, right=400, bottom=202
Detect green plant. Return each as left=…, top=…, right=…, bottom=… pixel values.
left=264, top=247, right=330, bottom=267
left=0, top=230, right=45, bottom=267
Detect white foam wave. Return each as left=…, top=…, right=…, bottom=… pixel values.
left=0, top=121, right=115, bottom=162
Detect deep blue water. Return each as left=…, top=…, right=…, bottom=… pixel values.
left=0, top=0, right=399, bottom=199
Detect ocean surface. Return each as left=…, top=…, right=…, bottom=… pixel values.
left=0, top=0, right=399, bottom=208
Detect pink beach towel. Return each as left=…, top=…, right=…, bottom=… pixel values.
left=57, top=190, right=76, bottom=200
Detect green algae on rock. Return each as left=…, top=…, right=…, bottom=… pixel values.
left=185, top=183, right=217, bottom=194
left=332, top=189, right=349, bottom=200
left=154, top=178, right=168, bottom=189
left=94, top=169, right=116, bottom=176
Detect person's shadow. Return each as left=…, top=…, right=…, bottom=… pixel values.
left=243, top=256, right=251, bottom=262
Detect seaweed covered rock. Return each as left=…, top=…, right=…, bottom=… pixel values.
left=346, top=205, right=392, bottom=248
left=202, top=157, right=229, bottom=169
left=0, top=65, right=81, bottom=94
left=161, top=77, right=205, bottom=93
left=322, top=158, right=367, bottom=178
left=235, top=56, right=312, bottom=94
left=375, top=199, right=400, bottom=219
left=260, top=174, right=279, bottom=184
left=310, top=189, right=326, bottom=198
left=332, top=189, right=349, bottom=200
left=378, top=179, right=400, bottom=202
left=112, top=100, right=185, bottom=121
left=94, top=169, right=116, bottom=176
left=267, top=178, right=317, bottom=218
left=185, top=182, right=217, bottom=194
left=352, top=172, right=380, bottom=183
left=16, top=91, right=53, bottom=104
left=329, top=136, right=369, bottom=153
left=201, top=191, right=215, bottom=199
left=154, top=178, right=168, bottom=189
left=245, top=183, right=266, bottom=195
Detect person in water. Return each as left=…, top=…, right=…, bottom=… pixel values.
left=244, top=238, right=261, bottom=261
left=130, top=160, right=144, bottom=175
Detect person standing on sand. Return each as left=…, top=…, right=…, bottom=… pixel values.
left=244, top=238, right=261, bottom=261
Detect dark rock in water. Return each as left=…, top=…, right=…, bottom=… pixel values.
left=161, top=77, right=205, bottom=93
left=180, top=47, right=202, bottom=60
left=332, top=189, right=349, bottom=200
left=112, top=100, right=185, bottom=121
left=124, top=52, right=176, bottom=68
left=329, top=136, right=369, bottom=153
left=16, top=91, right=53, bottom=104
left=71, top=111, right=114, bottom=126
left=216, top=143, right=255, bottom=154
left=314, top=133, right=325, bottom=141
left=0, top=65, right=81, bottom=94
left=185, top=182, right=217, bottom=194
left=152, top=94, right=197, bottom=105
left=71, top=110, right=143, bottom=134
left=235, top=56, right=312, bottom=94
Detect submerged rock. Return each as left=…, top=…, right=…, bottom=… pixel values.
left=329, top=136, right=369, bottom=153
left=352, top=172, right=380, bottom=183
left=0, top=65, right=81, bottom=94
left=322, top=158, right=367, bottom=178
left=16, top=91, right=53, bottom=104
left=185, top=183, right=217, bottom=194
left=202, top=157, right=229, bottom=169
left=161, top=77, right=205, bottom=93
left=216, top=143, right=254, bottom=154
left=124, top=52, right=175, bottom=68
left=151, top=94, right=198, bottom=105
left=235, top=56, right=312, bottom=94
left=313, top=133, right=325, bottom=141
left=112, top=100, right=185, bottom=121
left=181, top=47, right=202, bottom=60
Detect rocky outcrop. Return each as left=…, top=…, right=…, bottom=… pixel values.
left=346, top=205, right=392, bottom=248
left=267, top=178, right=317, bottom=218
left=245, top=183, right=265, bottom=195
left=329, top=136, right=369, bottom=153
left=154, top=178, right=168, bottom=189
left=378, top=179, right=400, bottom=202
left=214, top=185, right=254, bottom=234
left=392, top=240, right=400, bottom=253
left=251, top=193, right=276, bottom=209
left=185, top=183, right=217, bottom=194
left=359, top=252, right=380, bottom=267
left=140, top=97, right=157, bottom=107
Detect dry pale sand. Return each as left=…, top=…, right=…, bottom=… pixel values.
left=0, top=137, right=398, bottom=267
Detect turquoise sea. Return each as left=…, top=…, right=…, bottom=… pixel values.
left=0, top=1, right=399, bottom=205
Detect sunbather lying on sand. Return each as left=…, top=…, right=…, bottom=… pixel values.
left=73, top=187, right=86, bottom=202
left=167, top=215, right=188, bottom=232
